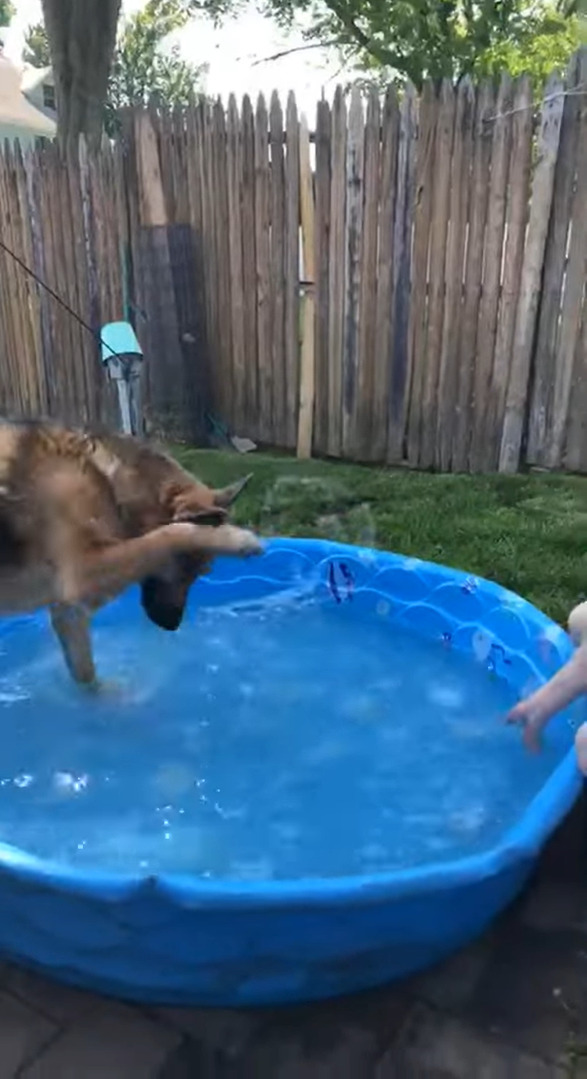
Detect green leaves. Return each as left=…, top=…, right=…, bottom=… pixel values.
left=254, top=0, right=581, bottom=88
left=107, top=0, right=208, bottom=120
left=23, top=22, right=51, bottom=67
left=0, top=0, right=14, bottom=29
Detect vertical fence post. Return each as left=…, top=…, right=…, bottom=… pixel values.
left=499, top=72, right=565, bottom=473
left=297, top=114, right=315, bottom=460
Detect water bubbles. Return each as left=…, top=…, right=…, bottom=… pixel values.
left=13, top=773, right=33, bottom=789
left=448, top=805, right=488, bottom=837
left=376, top=599, right=391, bottom=618
left=427, top=683, right=464, bottom=710
left=53, top=771, right=89, bottom=795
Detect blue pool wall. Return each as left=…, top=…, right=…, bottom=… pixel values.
left=0, top=538, right=580, bottom=1005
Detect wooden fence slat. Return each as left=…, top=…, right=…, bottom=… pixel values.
left=136, top=109, right=167, bottom=227
left=254, top=93, right=272, bottom=444
left=227, top=94, right=246, bottom=432
left=545, top=49, right=587, bottom=467
left=327, top=87, right=347, bottom=457
left=564, top=301, right=587, bottom=471
left=342, top=85, right=364, bottom=458
left=45, top=142, right=74, bottom=419
left=185, top=99, right=208, bottom=400
left=24, top=146, right=54, bottom=415
left=313, top=97, right=331, bottom=456
left=241, top=94, right=258, bottom=437
left=200, top=101, right=220, bottom=420
left=172, top=106, right=189, bottom=225
left=527, top=53, right=581, bottom=464
left=284, top=91, right=300, bottom=450
left=270, top=91, right=286, bottom=444
left=373, top=85, right=398, bottom=463
left=452, top=81, right=494, bottom=471
left=387, top=83, right=417, bottom=463
left=64, top=146, right=92, bottom=423
left=135, top=110, right=190, bottom=437
left=470, top=74, right=513, bottom=472
left=297, top=114, right=315, bottom=460
left=499, top=71, right=565, bottom=473
left=406, top=80, right=436, bottom=466
left=12, top=143, right=44, bottom=415
left=436, top=77, right=474, bottom=471
left=356, top=88, right=380, bottom=461
left=0, top=145, right=30, bottom=414
left=37, top=144, right=62, bottom=415
left=486, top=75, right=533, bottom=470
left=213, top=99, right=233, bottom=430
left=421, top=78, right=454, bottom=470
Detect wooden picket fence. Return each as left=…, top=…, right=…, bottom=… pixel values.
left=0, top=49, right=586, bottom=472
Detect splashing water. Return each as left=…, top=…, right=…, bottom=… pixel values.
left=0, top=594, right=569, bottom=880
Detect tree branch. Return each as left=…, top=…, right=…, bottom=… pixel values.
left=250, top=38, right=341, bottom=65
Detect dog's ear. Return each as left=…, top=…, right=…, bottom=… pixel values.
left=212, top=473, right=252, bottom=509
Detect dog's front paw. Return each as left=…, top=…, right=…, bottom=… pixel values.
left=83, top=678, right=124, bottom=698
left=226, top=526, right=264, bottom=557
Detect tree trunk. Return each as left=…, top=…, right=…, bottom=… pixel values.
left=41, top=0, right=121, bottom=151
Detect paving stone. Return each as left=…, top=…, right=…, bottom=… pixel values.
left=519, top=879, right=587, bottom=936
left=407, top=934, right=496, bottom=1012
left=158, top=1037, right=242, bottom=1079
left=0, top=989, right=56, bottom=1078
left=536, top=793, right=587, bottom=886
left=0, top=962, right=98, bottom=1026
left=463, top=922, right=587, bottom=1063
left=153, top=1004, right=262, bottom=1059
left=21, top=1000, right=180, bottom=1079
left=238, top=1022, right=377, bottom=1078
left=376, top=1004, right=566, bottom=1078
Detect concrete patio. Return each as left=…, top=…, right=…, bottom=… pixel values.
left=1, top=793, right=587, bottom=1078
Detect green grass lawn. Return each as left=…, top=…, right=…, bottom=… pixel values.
left=173, top=447, right=587, bottom=626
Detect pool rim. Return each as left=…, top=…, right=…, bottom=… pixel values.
left=0, top=537, right=580, bottom=909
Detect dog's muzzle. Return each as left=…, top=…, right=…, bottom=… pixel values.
left=140, top=576, right=187, bottom=631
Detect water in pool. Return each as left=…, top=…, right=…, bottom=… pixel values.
left=0, top=592, right=569, bottom=879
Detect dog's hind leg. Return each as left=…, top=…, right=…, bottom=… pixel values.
left=50, top=604, right=97, bottom=687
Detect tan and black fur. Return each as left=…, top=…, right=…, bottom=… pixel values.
left=0, top=419, right=261, bottom=688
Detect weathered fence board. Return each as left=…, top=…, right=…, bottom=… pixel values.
left=313, top=97, right=331, bottom=457
left=0, top=55, right=586, bottom=474
left=499, top=70, right=566, bottom=473
left=527, top=53, right=582, bottom=465
left=421, top=78, right=453, bottom=471
left=387, top=83, right=416, bottom=463
left=470, top=74, right=512, bottom=472
left=486, top=75, right=533, bottom=471
left=452, top=81, right=494, bottom=472
left=372, top=86, right=398, bottom=463
left=436, top=77, right=473, bottom=472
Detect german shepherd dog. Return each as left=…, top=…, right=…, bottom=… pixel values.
left=0, top=420, right=262, bottom=688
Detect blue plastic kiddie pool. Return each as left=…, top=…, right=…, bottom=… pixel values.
left=0, top=539, right=579, bottom=1005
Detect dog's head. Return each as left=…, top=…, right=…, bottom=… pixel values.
left=140, top=474, right=252, bottom=632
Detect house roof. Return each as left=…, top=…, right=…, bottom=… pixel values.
left=0, top=56, right=56, bottom=138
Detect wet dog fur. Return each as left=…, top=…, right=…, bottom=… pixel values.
left=0, top=419, right=261, bottom=688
